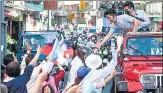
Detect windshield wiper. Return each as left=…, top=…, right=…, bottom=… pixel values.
left=129, top=46, right=148, bottom=58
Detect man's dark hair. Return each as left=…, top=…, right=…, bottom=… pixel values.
left=25, top=55, right=34, bottom=66
left=104, top=8, right=116, bottom=17
left=3, top=54, right=15, bottom=66
left=5, top=62, right=20, bottom=77
left=123, top=1, right=135, bottom=10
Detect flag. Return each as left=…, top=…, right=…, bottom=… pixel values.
left=48, top=35, right=74, bottom=65
left=49, top=38, right=61, bottom=62
left=41, top=39, right=55, bottom=56
left=63, top=47, right=74, bottom=58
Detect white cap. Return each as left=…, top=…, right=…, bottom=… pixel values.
left=85, top=54, right=102, bottom=69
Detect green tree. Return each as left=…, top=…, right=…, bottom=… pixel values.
left=7, top=34, right=17, bottom=54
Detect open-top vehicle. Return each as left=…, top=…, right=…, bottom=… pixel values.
left=114, top=32, right=162, bottom=93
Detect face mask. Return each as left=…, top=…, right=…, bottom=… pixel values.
left=124, top=10, right=131, bottom=15
left=82, top=36, right=85, bottom=39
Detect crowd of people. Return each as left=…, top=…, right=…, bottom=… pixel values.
left=1, top=1, right=162, bottom=93
left=1, top=39, right=117, bottom=93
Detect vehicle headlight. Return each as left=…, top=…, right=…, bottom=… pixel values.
left=141, top=75, right=156, bottom=85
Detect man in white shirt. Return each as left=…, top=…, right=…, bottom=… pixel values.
left=81, top=38, right=117, bottom=93
left=123, top=1, right=151, bottom=32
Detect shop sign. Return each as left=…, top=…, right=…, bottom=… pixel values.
left=44, top=1, right=58, bottom=10
left=25, top=2, right=43, bottom=12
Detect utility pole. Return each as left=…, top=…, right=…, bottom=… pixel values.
left=47, top=10, right=49, bottom=31
left=77, top=5, right=79, bottom=28
left=1, top=0, right=7, bottom=84
left=1, top=0, right=7, bottom=64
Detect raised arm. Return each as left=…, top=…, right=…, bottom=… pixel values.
left=29, top=45, right=42, bottom=66
left=33, top=72, right=48, bottom=93
left=101, top=30, right=114, bottom=46
left=95, top=70, right=116, bottom=88
left=20, top=43, right=32, bottom=74
left=95, top=38, right=118, bottom=81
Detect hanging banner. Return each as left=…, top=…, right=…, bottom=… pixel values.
left=44, top=0, right=58, bottom=10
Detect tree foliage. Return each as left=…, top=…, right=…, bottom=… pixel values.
left=7, top=34, right=17, bottom=54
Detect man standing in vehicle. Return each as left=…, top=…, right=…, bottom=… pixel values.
left=123, top=1, right=151, bottom=32
left=95, top=8, right=141, bottom=93
left=97, top=8, right=140, bottom=54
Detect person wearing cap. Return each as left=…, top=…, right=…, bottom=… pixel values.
left=81, top=40, right=118, bottom=93
left=62, top=66, right=91, bottom=93
left=65, top=48, right=90, bottom=89
left=123, top=1, right=151, bottom=32
left=3, top=45, right=42, bottom=93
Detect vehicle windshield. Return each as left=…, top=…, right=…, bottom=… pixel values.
left=23, top=35, right=45, bottom=50
left=79, top=27, right=85, bottom=31
left=127, top=36, right=162, bottom=56
left=89, top=29, right=96, bottom=33
left=21, top=32, right=60, bottom=50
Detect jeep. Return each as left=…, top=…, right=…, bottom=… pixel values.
left=114, top=32, right=162, bottom=93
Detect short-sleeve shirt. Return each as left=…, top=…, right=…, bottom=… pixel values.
left=109, top=14, right=136, bottom=33
left=135, top=10, right=151, bottom=27
left=3, top=65, right=34, bottom=93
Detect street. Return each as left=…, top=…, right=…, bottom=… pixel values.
left=0, top=1, right=163, bottom=93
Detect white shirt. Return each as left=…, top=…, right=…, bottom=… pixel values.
left=82, top=44, right=117, bottom=93
left=135, top=10, right=151, bottom=27
left=65, top=56, right=84, bottom=88
left=109, top=14, right=135, bottom=33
